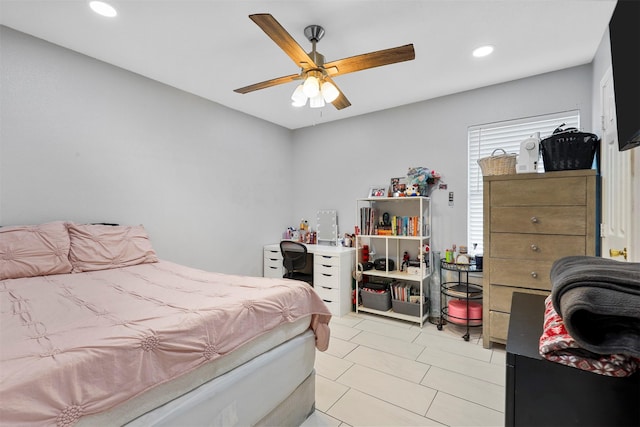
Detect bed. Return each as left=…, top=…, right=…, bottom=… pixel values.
left=0, top=222, right=331, bottom=426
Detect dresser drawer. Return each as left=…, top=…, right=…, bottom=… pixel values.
left=491, top=206, right=586, bottom=235
left=490, top=233, right=585, bottom=261
left=489, top=285, right=549, bottom=313
left=314, top=254, right=340, bottom=267
left=489, top=310, right=510, bottom=342
left=489, top=259, right=553, bottom=290
left=491, top=177, right=586, bottom=206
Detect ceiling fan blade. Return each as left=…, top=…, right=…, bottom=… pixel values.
left=324, top=77, right=351, bottom=110
left=234, top=74, right=300, bottom=94
left=249, top=14, right=317, bottom=69
left=324, top=44, right=415, bottom=77
left=331, top=91, right=352, bottom=110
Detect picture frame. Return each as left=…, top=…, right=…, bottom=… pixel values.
left=368, top=186, right=388, bottom=198
left=390, top=177, right=407, bottom=196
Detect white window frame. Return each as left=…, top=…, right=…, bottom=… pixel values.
left=467, top=111, right=581, bottom=254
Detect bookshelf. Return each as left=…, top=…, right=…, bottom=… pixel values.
left=355, top=197, right=432, bottom=327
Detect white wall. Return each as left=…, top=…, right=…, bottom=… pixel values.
left=291, top=65, right=593, bottom=254
left=1, top=25, right=596, bottom=274
left=0, top=26, right=293, bottom=275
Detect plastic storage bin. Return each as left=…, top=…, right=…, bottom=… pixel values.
left=392, top=297, right=428, bottom=317
left=361, top=288, right=391, bottom=311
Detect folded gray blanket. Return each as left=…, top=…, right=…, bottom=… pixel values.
left=550, top=256, right=640, bottom=358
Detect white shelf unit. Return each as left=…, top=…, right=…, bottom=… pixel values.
left=355, top=197, right=432, bottom=327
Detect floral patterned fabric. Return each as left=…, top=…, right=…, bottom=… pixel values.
left=539, top=295, right=640, bottom=377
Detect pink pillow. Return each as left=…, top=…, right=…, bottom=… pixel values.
left=67, top=223, right=158, bottom=272
left=0, top=221, right=73, bottom=280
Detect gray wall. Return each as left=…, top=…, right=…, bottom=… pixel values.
left=291, top=65, right=593, bottom=254
left=0, top=26, right=292, bottom=275
left=1, top=25, right=595, bottom=273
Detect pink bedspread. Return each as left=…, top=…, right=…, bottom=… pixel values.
left=0, top=261, right=331, bottom=426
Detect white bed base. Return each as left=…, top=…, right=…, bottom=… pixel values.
left=77, top=320, right=316, bottom=426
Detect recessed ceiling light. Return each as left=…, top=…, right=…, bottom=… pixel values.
left=472, top=45, right=494, bottom=58
left=89, top=1, right=117, bottom=18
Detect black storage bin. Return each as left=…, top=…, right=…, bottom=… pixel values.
left=540, top=128, right=599, bottom=171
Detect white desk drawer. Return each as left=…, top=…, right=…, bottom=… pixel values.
left=264, top=265, right=283, bottom=278
left=321, top=300, right=341, bottom=316
left=314, top=254, right=340, bottom=267
left=264, top=256, right=282, bottom=268
left=315, top=284, right=341, bottom=301
left=314, top=262, right=339, bottom=277
left=264, top=249, right=282, bottom=259
left=314, top=271, right=339, bottom=289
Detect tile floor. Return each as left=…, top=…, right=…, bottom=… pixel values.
left=301, top=312, right=506, bottom=427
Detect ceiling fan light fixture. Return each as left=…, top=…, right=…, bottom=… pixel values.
left=309, top=93, right=325, bottom=109
left=302, top=74, right=320, bottom=98
left=291, top=84, right=307, bottom=107
left=321, top=81, right=339, bottom=103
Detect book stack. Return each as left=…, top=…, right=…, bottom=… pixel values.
left=359, top=207, right=376, bottom=235
left=390, top=282, right=416, bottom=302
left=390, top=216, right=421, bottom=236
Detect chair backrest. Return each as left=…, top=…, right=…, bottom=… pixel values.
left=280, top=241, right=307, bottom=274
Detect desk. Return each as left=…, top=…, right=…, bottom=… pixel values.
left=264, top=243, right=355, bottom=317
left=506, top=293, right=640, bottom=426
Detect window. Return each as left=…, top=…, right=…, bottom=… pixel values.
left=467, top=111, right=580, bottom=254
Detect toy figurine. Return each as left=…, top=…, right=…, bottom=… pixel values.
left=401, top=251, right=410, bottom=271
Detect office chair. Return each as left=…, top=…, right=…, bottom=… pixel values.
left=279, top=241, right=313, bottom=286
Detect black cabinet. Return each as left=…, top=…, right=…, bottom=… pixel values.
left=506, top=293, right=640, bottom=427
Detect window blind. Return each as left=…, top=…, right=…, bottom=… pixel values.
left=467, top=111, right=580, bottom=254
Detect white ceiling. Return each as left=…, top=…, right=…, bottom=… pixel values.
left=0, top=0, right=617, bottom=130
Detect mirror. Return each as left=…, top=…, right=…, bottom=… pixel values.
left=317, top=210, right=338, bottom=245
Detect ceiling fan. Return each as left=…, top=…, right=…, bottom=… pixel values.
left=234, top=14, right=415, bottom=109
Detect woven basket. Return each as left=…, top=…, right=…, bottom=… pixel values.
left=478, top=148, right=517, bottom=176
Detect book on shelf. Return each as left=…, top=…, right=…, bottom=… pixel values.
left=390, top=282, right=415, bottom=302
left=391, top=216, right=421, bottom=237
left=359, top=209, right=426, bottom=237
left=359, top=207, right=378, bottom=235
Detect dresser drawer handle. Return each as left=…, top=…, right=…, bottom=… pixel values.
left=322, top=273, right=333, bottom=277
left=322, top=264, right=332, bottom=268
left=530, top=216, right=538, bottom=223
left=530, top=244, right=539, bottom=251
left=531, top=271, right=538, bottom=278
left=321, top=255, right=332, bottom=259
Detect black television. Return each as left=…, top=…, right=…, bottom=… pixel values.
left=609, top=0, right=640, bottom=151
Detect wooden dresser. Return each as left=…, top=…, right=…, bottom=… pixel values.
left=482, top=170, right=597, bottom=348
